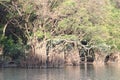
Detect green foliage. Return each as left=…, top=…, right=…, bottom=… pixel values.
left=0, top=0, right=10, bottom=2
left=58, top=0, right=77, bottom=16
left=34, top=30, right=44, bottom=39
left=55, top=35, right=78, bottom=40
left=1, top=37, right=25, bottom=61
left=1, top=0, right=120, bottom=59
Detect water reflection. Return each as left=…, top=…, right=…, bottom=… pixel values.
left=0, top=64, right=120, bottom=80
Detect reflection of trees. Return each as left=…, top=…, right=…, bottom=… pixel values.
left=0, top=70, right=3, bottom=80
left=64, top=66, right=81, bottom=80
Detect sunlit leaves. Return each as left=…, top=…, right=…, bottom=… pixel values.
left=1, top=0, right=120, bottom=52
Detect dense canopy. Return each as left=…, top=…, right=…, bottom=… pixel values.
left=0, top=0, right=120, bottom=67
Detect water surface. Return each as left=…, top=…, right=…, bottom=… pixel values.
left=0, top=64, right=120, bottom=80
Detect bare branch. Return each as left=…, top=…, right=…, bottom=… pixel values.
left=2, top=19, right=12, bottom=37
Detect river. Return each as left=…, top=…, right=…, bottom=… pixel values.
left=0, top=63, right=120, bottom=80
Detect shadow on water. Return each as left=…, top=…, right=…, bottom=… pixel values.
left=0, top=64, right=120, bottom=80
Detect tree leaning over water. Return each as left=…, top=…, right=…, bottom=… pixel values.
left=0, top=0, right=120, bottom=67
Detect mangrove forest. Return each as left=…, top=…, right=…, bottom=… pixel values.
left=0, top=0, right=120, bottom=68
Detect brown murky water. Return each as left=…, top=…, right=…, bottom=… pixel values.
left=0, top=64, right=120, bottom=80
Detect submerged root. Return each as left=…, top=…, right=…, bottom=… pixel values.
left=105, top=52, right=120, bottom=63
left=65, top=49, right=80, bottom=66
left=47, top=44, right=64, bottom=68
left=20, top=54, right=47, bottom=68
left=93, top=52, right=105, bottom=64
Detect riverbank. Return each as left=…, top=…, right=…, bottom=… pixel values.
left=0, top=59, right=120, bottom=68
left=0, top=50, right=120, bottom=68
